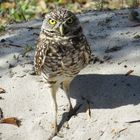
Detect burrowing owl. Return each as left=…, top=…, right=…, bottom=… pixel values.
left=34, top=8, right=92, bottom=133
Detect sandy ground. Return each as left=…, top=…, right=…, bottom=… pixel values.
left=0, top=9, right=140, bottom=140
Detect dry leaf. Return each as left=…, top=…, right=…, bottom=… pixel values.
left=1, top=2, right=15, bottom=9
left=0, top=87, right=6, bottom=94
left=111, top=128, right=117, bottom=134
left=0, top=117, right=21, bottom=127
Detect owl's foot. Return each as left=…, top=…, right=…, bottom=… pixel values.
left=68, top=106, right=74, bottom=117
left=51, top=123, right=64, bottom=138
left=68, top=104, right=83, bottom=119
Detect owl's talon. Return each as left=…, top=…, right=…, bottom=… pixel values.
left=57, top=132, right=64, bottom=138
left=68, top=107, right=75, bottom=118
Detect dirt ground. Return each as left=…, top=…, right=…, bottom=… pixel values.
left=0, top=9, right=140, bottom=140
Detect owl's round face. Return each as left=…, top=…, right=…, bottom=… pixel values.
left=41, top=8, right=82, bottom=37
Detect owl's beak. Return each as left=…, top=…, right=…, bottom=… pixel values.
left=59, top=23, right=68, bottom=36
left=59, top=24, right=64, bottom=36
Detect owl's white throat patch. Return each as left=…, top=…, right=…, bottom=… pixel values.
left=42, top=31, right=78, bottom=41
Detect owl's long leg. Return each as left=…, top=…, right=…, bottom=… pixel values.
left=50, top=84, right=59, bottom=133
left=62, top=80, right=73, bottom=112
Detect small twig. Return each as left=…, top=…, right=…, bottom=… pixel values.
left=128, top=24, right=140, bottom=27
left=0, top=87, right=6, bottom=94
left=86, top=99, right=91, bottom=118
left=118, top=128, right=127, bottom=133
left=126, top=120, right=140, bottom=124
left=118, top=59, right=127, bottom=65
left=0, top=108, right=4, bottom=119
left=8, top=43, right=23, bottom=48
left=125, top=70, right=134, bottom=76
left=105, top=46, right=122, bottom=53
left=100, top=131, right=104, bottom=136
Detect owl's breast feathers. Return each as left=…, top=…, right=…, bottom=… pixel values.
left=34, top=33, right=92, bottom=76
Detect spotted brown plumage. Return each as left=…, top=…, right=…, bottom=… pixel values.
left=34, top=8, right=92, bottom=134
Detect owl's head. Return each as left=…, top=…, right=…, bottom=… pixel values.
left=41, top=8, right=82, bottom=37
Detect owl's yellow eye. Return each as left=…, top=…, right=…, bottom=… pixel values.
left=49, top=19, right=57, bottom=25
left=67, top=18, right=73, bottom=24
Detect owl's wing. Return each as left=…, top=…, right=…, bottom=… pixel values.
left=34, top=38, right=48, bottom=75
left=83, top=38, right=93, bottom=64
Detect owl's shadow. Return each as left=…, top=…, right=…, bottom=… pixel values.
left=58, top=74, right=140, bottom=130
